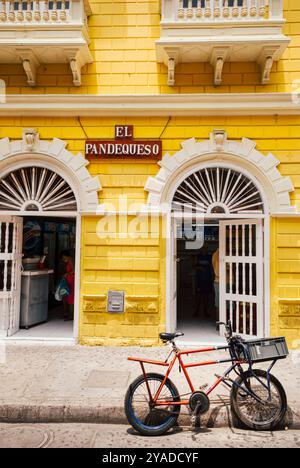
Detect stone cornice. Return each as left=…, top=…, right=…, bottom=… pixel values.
left=0, top=93, right=299, bottom=116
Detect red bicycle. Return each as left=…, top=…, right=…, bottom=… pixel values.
left=125, top=321, right=288, bottom=436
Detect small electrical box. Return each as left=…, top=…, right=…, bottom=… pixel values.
left=107, top=290, right=125, bottom=313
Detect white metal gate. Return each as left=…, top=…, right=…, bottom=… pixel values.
left=219, top=219, right=264, bottom=338
left=0, top=216, right=23, bottom=337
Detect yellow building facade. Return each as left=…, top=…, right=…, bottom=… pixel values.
left=0, top=0, right=300, bottom=348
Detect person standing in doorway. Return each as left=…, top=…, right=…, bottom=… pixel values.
left=61, top=250, right=75, bottom=321
left=193, top=246, right=213, bottom=318
left=212, top=248, right=219, bottom=317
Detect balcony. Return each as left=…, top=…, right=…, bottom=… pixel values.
left=156, top=0, right=290, bottom=86
left=0, top=0, right=93, bottom=86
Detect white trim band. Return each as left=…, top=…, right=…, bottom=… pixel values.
left=0, top=93, right=300, bottom=116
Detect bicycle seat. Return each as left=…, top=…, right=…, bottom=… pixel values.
left=159, top=332, right=184, bottom=342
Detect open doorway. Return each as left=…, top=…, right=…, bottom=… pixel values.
left=12, top=216, right=76, bottom=340
left=176, top=221, right=221, bottom=343
left=0, top=161, right=96, bottom=341
left=174, top=217, right=264, bottom=343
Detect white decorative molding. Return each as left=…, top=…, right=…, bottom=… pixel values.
left=211, top=129, right=227, bottom=152
left=20, top=52, right=40, bottom=87
left=164, top=47, right=179, bottom=86
left=1, top=93, right=300, bottom=117
left=0, top=132, right=101, bottom=213
left=261, top=56, right=274, bottom=85
left=168, top=57, right=176, bottom=87
left=157, top=0, right=290, bottom=86
left=69, top=57, right=82, bottom=87
left=210, top=48, right=229, bottom=86
left=22, top=59, right=37, bottom=87
left=22, top=128, right=39, bottom=151
left=257, top=46, right=279, bottom=84
left=145, top=133, right=295, bottom=215
left=0, top=0, right=93, bottom=87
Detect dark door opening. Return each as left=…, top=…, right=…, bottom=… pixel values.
left=176, top=222, right=221, bottom=342
left=19, top=216, right=76, bottom=338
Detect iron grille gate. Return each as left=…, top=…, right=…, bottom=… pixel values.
left=0, top=216, right=23, bottom=337
left=219, top=219, right=264, bottom=338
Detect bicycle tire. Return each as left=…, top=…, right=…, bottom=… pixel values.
left=124, top=372, right=181, bottom=436
left=230, top=369, right=287, bottom=431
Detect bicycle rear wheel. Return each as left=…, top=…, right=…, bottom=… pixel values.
left=124, top=373, right=181, bottom=436
left=230, top=369, right=287, bottom=431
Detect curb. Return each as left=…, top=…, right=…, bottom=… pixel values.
left=0, top=403, right=299, bottom=429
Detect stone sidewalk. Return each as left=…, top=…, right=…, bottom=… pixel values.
left=0, top=342, right=299, bottom=427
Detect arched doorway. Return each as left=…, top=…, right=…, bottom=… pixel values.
left=145, top=133, right=294, bottom=344
left=172, top=164, right=265, bottom=342
left=0, top=133, right=101, bottom=340
left=0, top=167, right=78, bottom=338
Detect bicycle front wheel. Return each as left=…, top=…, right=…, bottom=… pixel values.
left=125, top=373, right=181, bottom=436
left=230, top=369, right=287, bottom=431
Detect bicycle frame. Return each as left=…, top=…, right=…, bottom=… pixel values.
left=128, top=344, right=279, bottom=407
left=129, top=345, right=245, bottom=407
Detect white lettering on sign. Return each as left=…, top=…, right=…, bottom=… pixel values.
left=115, top=125, right=133, bottom=139
left=85, top=143, right=97, bottom=155
left=85, top=141, right=162, bottom=159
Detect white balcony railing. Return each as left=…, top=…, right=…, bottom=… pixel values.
left=176, top=0, right=271, bottom=22
left=0, top=0, right=92, bottom=86
left=0, top=1, right=72, bottom=23
left=158, top=0, right=289, bottom=86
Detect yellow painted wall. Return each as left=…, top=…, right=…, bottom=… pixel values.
left=0, top=0, right=300, bottom=347
left=271, top=218, right=300, bottom=349
left=1, top=0, right=300, bottom=94
left=80, top=214, right=166, bottom=346
left=1, top=115, right=300, bottom=210
left=3, top=115, right=300, bottom=346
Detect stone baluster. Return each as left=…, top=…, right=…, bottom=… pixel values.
left=51, top=0, right=58, bottom=21
left=259, top=0, right=266, bottom=17
left=178, top=0, right=184, bottom=19
left=223, top=0, right=230, bottom=18
left=204, top=0, right=212, bottom=18
left=232, top=0, right=239, bottom=18
left=196, top=0, right=202, bottom=18
left=250, top=0, right=257, bottom=17
left=8, top=0, right=15, bottom=21
left=60, top=0, right=66, bottom=20
left=26, top=0, right=32, bottom=21
left=187, top=0, right=193, bottom=18
left=241, top=0, right=248, bottom=17
left=214, top=0, right=221, bottom=18
left=33, top=1, right=41, bottom=21
left=17, top=0, right=24, bottom=21
left=43, top=0, right=49, bottom=20
left=0, top=1, right=7, bottom=22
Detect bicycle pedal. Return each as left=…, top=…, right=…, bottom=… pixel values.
left=190, top=415, right=200, bottom=430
